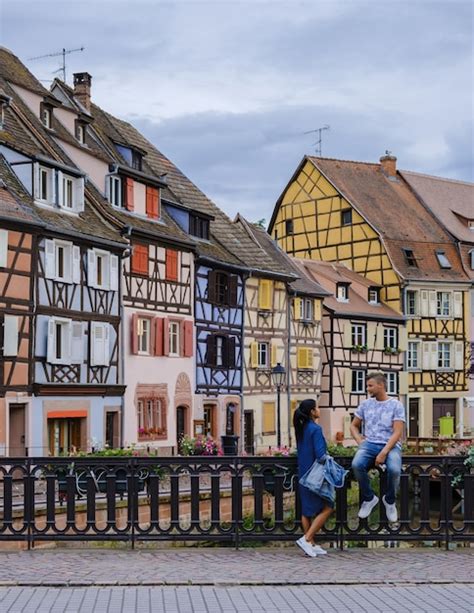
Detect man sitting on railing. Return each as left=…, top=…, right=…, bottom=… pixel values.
left=350, top=372, right=405, bottom=523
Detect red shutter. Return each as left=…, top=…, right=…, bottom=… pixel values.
left=166, top=249, right=178, bottom=281
left=125, top=177, right=134, bottom=211
left=179, top=320, right=185, bottom=357
left=131, top=313, right=138, bottom=355
left=183, top=320, right=193, bottom=357
left=146, top=186, right=159, bottom=220
left=162, top=317, right=169, bottom=356
left=153, top=188, right=160, bottom=219
left=154, top=317, right=164, bottom=356
left=131, top=244, right=148, bottom=275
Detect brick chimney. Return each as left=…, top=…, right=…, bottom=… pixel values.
left=380, top=152, right=397, bottom=178
left=73, top=72, right=92, bottom=112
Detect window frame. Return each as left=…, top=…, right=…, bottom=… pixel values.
left=285, top=219, right=294, bottom=235
left=38, top=165, right=53, bottom=203
left=351, top=323, right=366, bottom=347
left=402, top=248, right=418, bottom=267
left=341, top=209, right=352, bottom=226
left=435, top=250, right=452, bottom=269
left=40, top=103, right=52, bottom=129
left=406, top=290, right=418, bottom=316
left=169, top=321, right=180, bottom=357
left=62, top=175, right=75, bottom=210
left=351, top=370, right=366, bottom=394
left=137, top=317, right=151, bottom=355
left=436, top=291, right=451, bottom=317
left=299, top=298, right=314, bottom=321
left=407, top=340, right=421, bottom=370
left=257, top=341, right=269, bottom=369
left=383, top=327, right=398, bottom=350
left=107, top=175, right=123, bottom=208
left=386, top=372, right=398, bottom=396
left=137, top=396, right=166, bottom=439
left=437, top=341, right=452, bottom=370
left=54, top=240, right=72, bottom=283
left=336, top=283, right=349, bottom=302
left=368, top=287, right=380, bottom=304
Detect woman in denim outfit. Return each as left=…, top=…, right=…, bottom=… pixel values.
left=294, top=399, right=333, bottom=557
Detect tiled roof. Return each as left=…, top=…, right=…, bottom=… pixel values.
left=300, top=259, right=404, bottom=321
left=0, top=159, right=43, bottom=227
left=307, top=156, right=469, bottom=283
left=0, top=47, right=46, bottom=95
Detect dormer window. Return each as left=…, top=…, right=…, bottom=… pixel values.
left=368, top=287, right=380, bottom=304
left=107, top=175, right=123, bottom=208
left=190, top=214, right=210, bottom=239
left=336, top=282, right=350, bottom=302
left=131, top=150, right=142, bottom=171
left=40, top=103, right=52, bottom=129
left=470, top=250, right=474, bottom=270
left=468, top=220, right=474, bottom=230
left=402, top=248, right=418, bottom=267
left=75, top=120, right=86, bottom=144
left=37, top=166, right=54, bottom=203
left=34, top=164, right=84, bottom=212
left=62, top=175, right=74, bottom=209
left=436, top=250, right=452, bottom=269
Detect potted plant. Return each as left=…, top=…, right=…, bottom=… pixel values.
left=351, top=344, right=368, bottom=354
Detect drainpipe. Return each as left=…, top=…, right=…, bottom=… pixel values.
left=239, top=273, right=248, bottom=453
left=287, top=288, right=292, bottom=448
left=119, top=228, right=133, bottom=448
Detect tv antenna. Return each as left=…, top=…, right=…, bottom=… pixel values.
left=27, top=47, right=85, bottom=83
left=303, top=124, right=330, bottom=156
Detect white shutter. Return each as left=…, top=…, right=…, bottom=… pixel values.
left=63, top=320, right=72, bottom=364
left=87, top=249, right=97, bottom=287
left=71, top=322, right=84, bottom=364
left=50, top=169, right=57, bottom=205
left=454, top=341, right=464, bottom=371
left=343, top=414, right=352, bottom=438
left=64, top=243, right=73, bottom=283
left=72, top=246, right=81, bottom=284
left=343, top=322, right=352, bottom=347
left=430, top=341, right=438, bottom=370
left=375, top=324, right=385, bottom=350
left=104, top=323, right=110, bottom=366
left=91, top=322, right=109, bottom=366
left=366, top=322, right=376, bottom=349
left=57, top=171, right=63, bottom=207
left=344, top=369, right=352, bottom=394
left=46, top=318, right=55, bottom=363
left=105, top=175, right=110, bottom=200
left=3, top=315, right=18, bottom=356
left=33, top=163, right=40, bottom=199
left=110, top=254, right=119, bottom=291
left=398, top=327, right=408, bottom=351
left=422, top=342, right=431, bottom=370
left=0, top=229, right=8, bottom=267
left=429, top=291, right=437, bottom=317
left=398, top=371, right=409, bottom=395
left=74, top=177, right=85, bottom=212
left=420, top=290, right=429, bottom=317
left=453, top=292, right=463, bottom=318
left=44, top=239, right=55, bottom=279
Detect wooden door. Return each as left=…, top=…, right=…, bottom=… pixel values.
left=106, top=411, right=120, bottom=448
left=9, top=404, right=26, bottom=456
left=176, top=406, right=187, bottom=448
left=203, top=404, right=216, bottom=437
left=432, top=399, right=457, bottom=436
left=408, top=399, right=419, bottom=438
left=244, top=411, right=254, bottom=455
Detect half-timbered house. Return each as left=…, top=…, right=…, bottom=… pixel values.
left=268, top=154, right=471, bottom=438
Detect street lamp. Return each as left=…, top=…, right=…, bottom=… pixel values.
left=271, top=362, right=286, bottom=448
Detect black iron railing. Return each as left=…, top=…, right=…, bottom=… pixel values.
left=0, top=456, right=472, bottom=549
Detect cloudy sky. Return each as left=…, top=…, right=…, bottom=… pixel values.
left=1, top=0, right=472, bottom=223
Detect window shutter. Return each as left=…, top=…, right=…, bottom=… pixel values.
left=110, top=255, right=119, bottom=291
left=366, top=322, right=376, bottom=349
left=154, top=317, right=164, bottom=356
left=153, top=188, right=160, bottom=219
left=207, top=270, right=217, bottom=303
left=0, top=229, right=8, bottom=267
left=398, top=326, right=408, bottom=351
left=250, top=341, right=258, bottom=368
left=91, top=322, right=108, bottom=366
left=297, top=347, right=306, bottom=369
left=166, top=249, right=178, bottom=281
left=131, top=313, right=139, bottom=355
left=262, top=402, right=276, bottom=434
left=422, top=342, right=430, bottom=369
left=87, top=249, right=97, bottom=287
left=105, top=175, right=110, bottom=200
left=146, top=186, right=159, bottom=220
left=227, top=336, right=236, bottom=368
left=306, top=348, right=314, bottom=369
left=44, top=239, right=55, bottom=279
left=430, top=341, right=438, bottom=369
left=47, top=318, right=55, bottom=363
left=270, top=343, right=278, bottom=368
left=64, top=320, right=72, bottom=364
left=71, top=321, right=84, bottom=364
left=294, top=297, right=301, bottom=320
left=206, top=334, right=216, bottom=366
left=228, top=275, right=238, bottom=306
left=258, top=279, right=272, bottom=310
left=183, top=320, right=193, bottom=357
left=162, top=317, right=169, bottom=356
left=145, top=186, right=153, bottom=218
left=313, top=299, right=322, bottom=321
left=57, top=171, right=63, bottom=207
left=343, top=322, right=352, bottom=348
left=398, top=371, right=408, bottom=395
left=374, top=324, right=385, bottom=350
left=420, top=290, right=429, bottom=316
left=74, top=177, right=85, bottom=212
left=343, top=414, right=352, bottom=438
left=72, top=246, right=81, bottom=284
left=125, top=177, right=134, bottom=211
left=453, top=292, right=463, bottom=318
left=343, top=369, right=352, bottom=394
left=428, top=291, right=437, bottom=316
left=3, top=315, right=18, bottom=357
left=454, top=341, right=464, bottom=370
left=33, top=163, right=40, bottom=199
left=50, top=169, right=57, bottom=204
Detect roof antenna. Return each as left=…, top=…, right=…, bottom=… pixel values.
left=303, top=124, right=330, bottom=156
left=27, top=47, right=85, bottom=83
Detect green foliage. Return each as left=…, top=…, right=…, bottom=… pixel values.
left=327, top=443, right=357, bottom=457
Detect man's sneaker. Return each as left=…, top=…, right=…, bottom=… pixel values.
left=311, top=544, right=327, bottom=555
left=382, top=496, right=398, bottom=522
left=358, top=495, right=379, bottom=519
left=296, top=536, right=317, bottom=557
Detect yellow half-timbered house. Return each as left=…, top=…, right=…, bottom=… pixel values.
left=269, top=154, right=471, bottom=439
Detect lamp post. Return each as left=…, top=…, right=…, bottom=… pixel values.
left=271, top=362, right=286, bottom=448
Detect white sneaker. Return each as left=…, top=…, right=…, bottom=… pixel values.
left=296, top=536, right=317, bottom=557
left=311, top=544, right=327, bottom=555
left=382, top=496, right=398, bottom=522
left=358, top=495, right=379, bottom=519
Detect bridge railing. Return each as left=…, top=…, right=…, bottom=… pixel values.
left=0, top=455, right=471, bottom=549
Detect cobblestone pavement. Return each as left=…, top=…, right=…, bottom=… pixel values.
left=0, top=584, right=472, bottom=612
left=0, top=547, right=471, bottom=586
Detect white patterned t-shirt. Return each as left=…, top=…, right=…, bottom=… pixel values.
left=354, top=398, right=406, bottom=446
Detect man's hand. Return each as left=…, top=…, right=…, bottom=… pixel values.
left=375, top=450, right=388, bottom=466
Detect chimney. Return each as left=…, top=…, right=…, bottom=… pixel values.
left=73, top=72, right=92, bottom=112
left=380, top=151, right=397, bottom=178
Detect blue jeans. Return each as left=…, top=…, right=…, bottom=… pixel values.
left=351, top=442, right=402, bottom=505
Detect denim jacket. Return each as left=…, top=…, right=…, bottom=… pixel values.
left=299, top=456, right=348, bottom=505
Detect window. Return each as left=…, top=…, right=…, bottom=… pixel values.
left=216, top=335, right=224, bottom=367
left=55, top=242, right=72, bottom=282
left=206, top=334, right=235, bottom=368
left=57, top=173, right=83, bottom=212
left=40, top=104, right=52, bottom=129
left=96, top=252, right=109, bottom=288
left=189, top=214, right=210, bottom=239
left=436, top=250, right=452, bottom=269
left=341, top=209, right=352, bottom=226
left=38, top=166, right=53, bottom=203
left=107, top=175, right=123, bottom=208
left=131, top=150, right=142, bottom=171
left=138, top=317, right=151, bottom=354
left=274, top=230, right=278, bottom=241
left=351, top=324, right=366, bottom=347
left=75, top=121, right=86, bottom=144
left=62, top=176, right=74, bottom=209
left=216, top=273, right=228, bottom=304
left=351, top=370, right=366, bottom=393
left=368, top=287, right=380, bottom=304
left=165, top=249, right=179, bottom=282
left=407, top=341, right=420, bottom=370
left=336, top=283, right=349, bottom=302
left=387, top=372, right=397, bottom=395
left=87, top=249, right=118, bottom=290
left=257, top=342, right=269, bottom=368
left=299, top=298, right=314, bottom=321
left=137, top=397, right=165, bottom=439
left=406, top=290, right=418, bottom=316
left=285, top=219, right=294, bottom=235
left=402, top=248, right=418, bottom=267
left=384, top=327, right=398, bottom=350
left=47, top=317, right=73, bottom=365
left=131, top=243, right=148, bottom=275
left=436, top=292, right=451, bottom=317
left=44, top=239, right=79, bottom=284
left=438, top=342, right=452, bottom=369
left=208, top=270, right=237, bottom=306
left=169, top=321, right=180, bottom=356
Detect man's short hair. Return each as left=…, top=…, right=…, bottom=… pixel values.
left=367, top=372, right=387, bottom=388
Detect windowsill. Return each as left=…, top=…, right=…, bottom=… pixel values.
left=297, top=368, right=314, bottom=372
left=351, top=391, right=366, bottom=395
left=437, top=368, right=455, bottom=373
left=138, top=434, right=167, bottom=442
left=336, top=298, right=349, bottom=303
left=53, top=277, right=73, bottom=284
left=137, top=351, right=152, bottom=357
left=407, top=368, right=422, bottom=372
left=262, top=431, right=276, bottom=436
